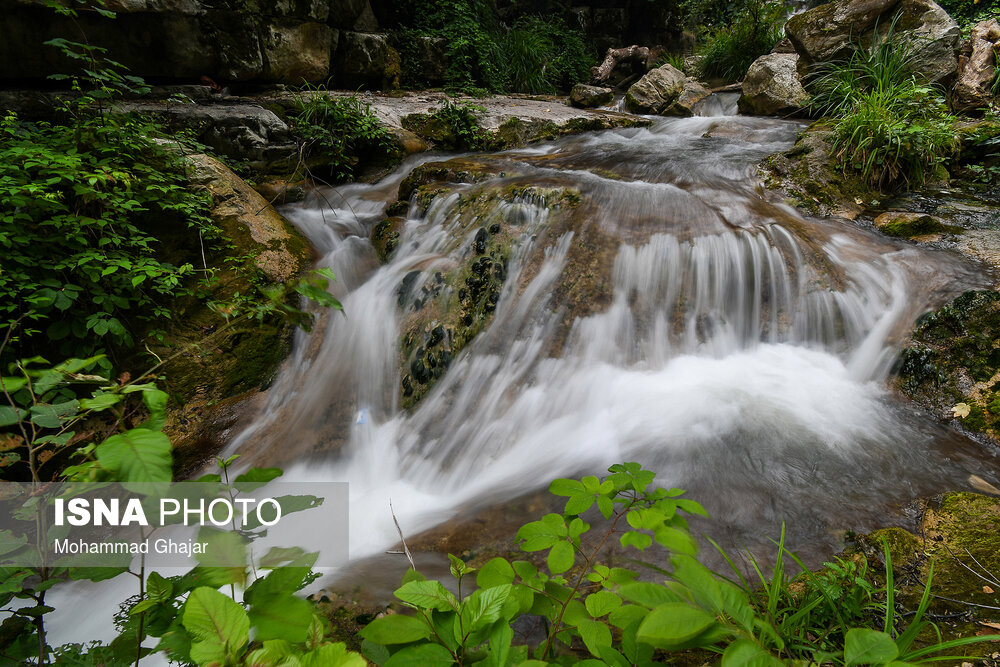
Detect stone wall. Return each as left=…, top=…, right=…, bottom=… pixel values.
left=0, top=0, right=398, bottom=86
left=0, top=0, right=683, bottom=88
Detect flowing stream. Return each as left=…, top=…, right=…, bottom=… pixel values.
left=50, top=102, right=1000, bottom=647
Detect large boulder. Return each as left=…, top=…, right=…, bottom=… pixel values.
left=333, top=31, right=400, bottom=90
left=953, top=19, right=1000, bottom=111
left=625, top=64, right=707, bottom=116
left=738, top=53, right=811, bottom=116
left=786, top=0, right=960, bottom=84
left=262, top=21, right=332, bottom=84
left=786, top=0, right=900, bottom=64
left=569, top=84, right=614, bottom=108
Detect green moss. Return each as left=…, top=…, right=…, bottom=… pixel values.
left=877, top=215, right=951, bottom=238
left=865, top=527, right=922, bottom=574
left=897, top=290, right=1000, bottom=441
left=371, top=217, right=404, bottom=263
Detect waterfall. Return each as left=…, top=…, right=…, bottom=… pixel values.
left=48, top=110, right=997, bottom=650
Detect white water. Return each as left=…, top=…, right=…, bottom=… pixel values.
left=50, top=106, right=999, bottom=652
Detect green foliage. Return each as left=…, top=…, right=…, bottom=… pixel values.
left=0, top=109, right=214, bottom=358
left=809, top=21, right=959, bottom=189
left=360, top=463, right=1000, bottom=665
left=938, top=0, right=1000, bottom=29
left=696, top=0, right=784, bottom=82
left=0, top=23, right=219, bottom=361
left=390, top=0, right=593, bottom=94
left=490, top=16, right=593, bottom=95
left=431, top=100, right=491, bottom=151
left=291, top=86, right=395, bottom=182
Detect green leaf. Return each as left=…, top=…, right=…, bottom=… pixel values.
left=576, top=618, right=612, bottom=656
left=844, top=629, right=899, bottom=665
left=301, top=643, right=366, bottom=667
left=383, top=642, right=454, bottom=666
left=653, top=526, right=698, bottom=555
left=547, top=540, right=575, bottom=574
left=394, top=580, right=458, bottom=612
left=476, top=557, right=515, bottom=588
left=249, top=592, right=314, bottom=643
left=358, top=614, right=432, bottom=644
left=95, top=427, right=172, bottom=482
left=182, top=587, right=250, bottom=665
left=722, top=638, right=784, bottom=667
left=585, top=590, right=622, bottom=618
left=636, top=602, right=716, bottom=649
left=549, top=478, right=584, bottom=496
left=459, top=584, right=511, bottom=635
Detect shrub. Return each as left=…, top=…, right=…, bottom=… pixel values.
left=491, top=16, right=594, bottom=94
left=291, top=87, right=395, bottom=182
left=696, top=0, right=785, bottom=82
left=358, top=463, right=1000, bottom=665
left=389, top=0, right=593, bottom=94
left=809, top=21, right=959, bottom=189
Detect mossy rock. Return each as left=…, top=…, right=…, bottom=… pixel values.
left=896, top=290, right=1000, bottom=443
left=873, top=211, right=959, bottom=238
left=394, top=180, right=584, bottom=409
left=759, top=123, right=873, bottom=216
left=396, top=158, right=515, bottom=205
left=151, top=153, right=313, bottom=470
left=371, top=216, right=405, bottom=263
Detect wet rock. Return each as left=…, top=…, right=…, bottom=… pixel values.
left=954, top=19, right=1000, bottom=112
left=786, top=0, right=960, bottom=84
left=758, top=123, right=868, bottom=217
left=896, top=290, right=1000, bottom=442
left=873, top=211, right=951, bottom=237
left=738, top=53, right=810, bottom=117
left=625, top=64, right=692, bottom=116
left=371, top=217, right=405, bottom=263
left=473, top=227, right=489, bottom=254
left=569, top=84, right=614, bottom=109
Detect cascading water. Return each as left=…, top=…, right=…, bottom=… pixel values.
left=50, top=102, right=1000, bottom=648
left=219, top=109, right=997, bottom=566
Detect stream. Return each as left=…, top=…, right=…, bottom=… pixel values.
left=50, top=100, right=1000, bottom=649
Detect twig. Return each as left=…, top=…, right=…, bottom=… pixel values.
left=389, top=499, right=416, bottom=572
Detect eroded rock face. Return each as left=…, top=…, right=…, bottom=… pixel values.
left=262, top=21, right=333, bottom=84
left=954, top=19, right=1000, bottom=112
left=624, top=64, right=707, bottom=116
left=786, top=0, right=960, bottom=84
left=122, top=102, right=299, bottom=174
left=0, top=0, right=389, bottom=85
left=569, top=84, right=614, bottom=109
left=738, top=52, right=810, bottom=116
left=333, top=31, right=400, bottom=90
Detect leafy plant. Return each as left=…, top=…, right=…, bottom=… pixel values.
left=359, top=463, right=1000, bottom=666
left=290, top=86, right=395, bottom=183
left=696, top=0, right=785, bottom=82
left=809, top=19, right=959, bottom=189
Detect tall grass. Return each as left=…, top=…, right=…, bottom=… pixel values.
left=809, top=19, right=959, bottom=190
left=697, top=0, right=784, bottom=82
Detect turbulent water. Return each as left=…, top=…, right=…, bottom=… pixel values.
left=233, top=110, right=998, bottom=564
left=50, top=102, right=1000, bottom=646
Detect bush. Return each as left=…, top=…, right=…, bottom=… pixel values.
left=491, top=16, right=593, bottom=95
left=389, top=0, right=594, bottom=94
left=696, top=0, right=785, bottom=82
left=358, top=463, right=1000, bottom=665
left=937, top=0, right=1000, bottom=29
left=291, top=88, right=395, bottom=182
left=809, top=22, right=959, bottom=189
left=0, top=109, right=214, bottom=360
